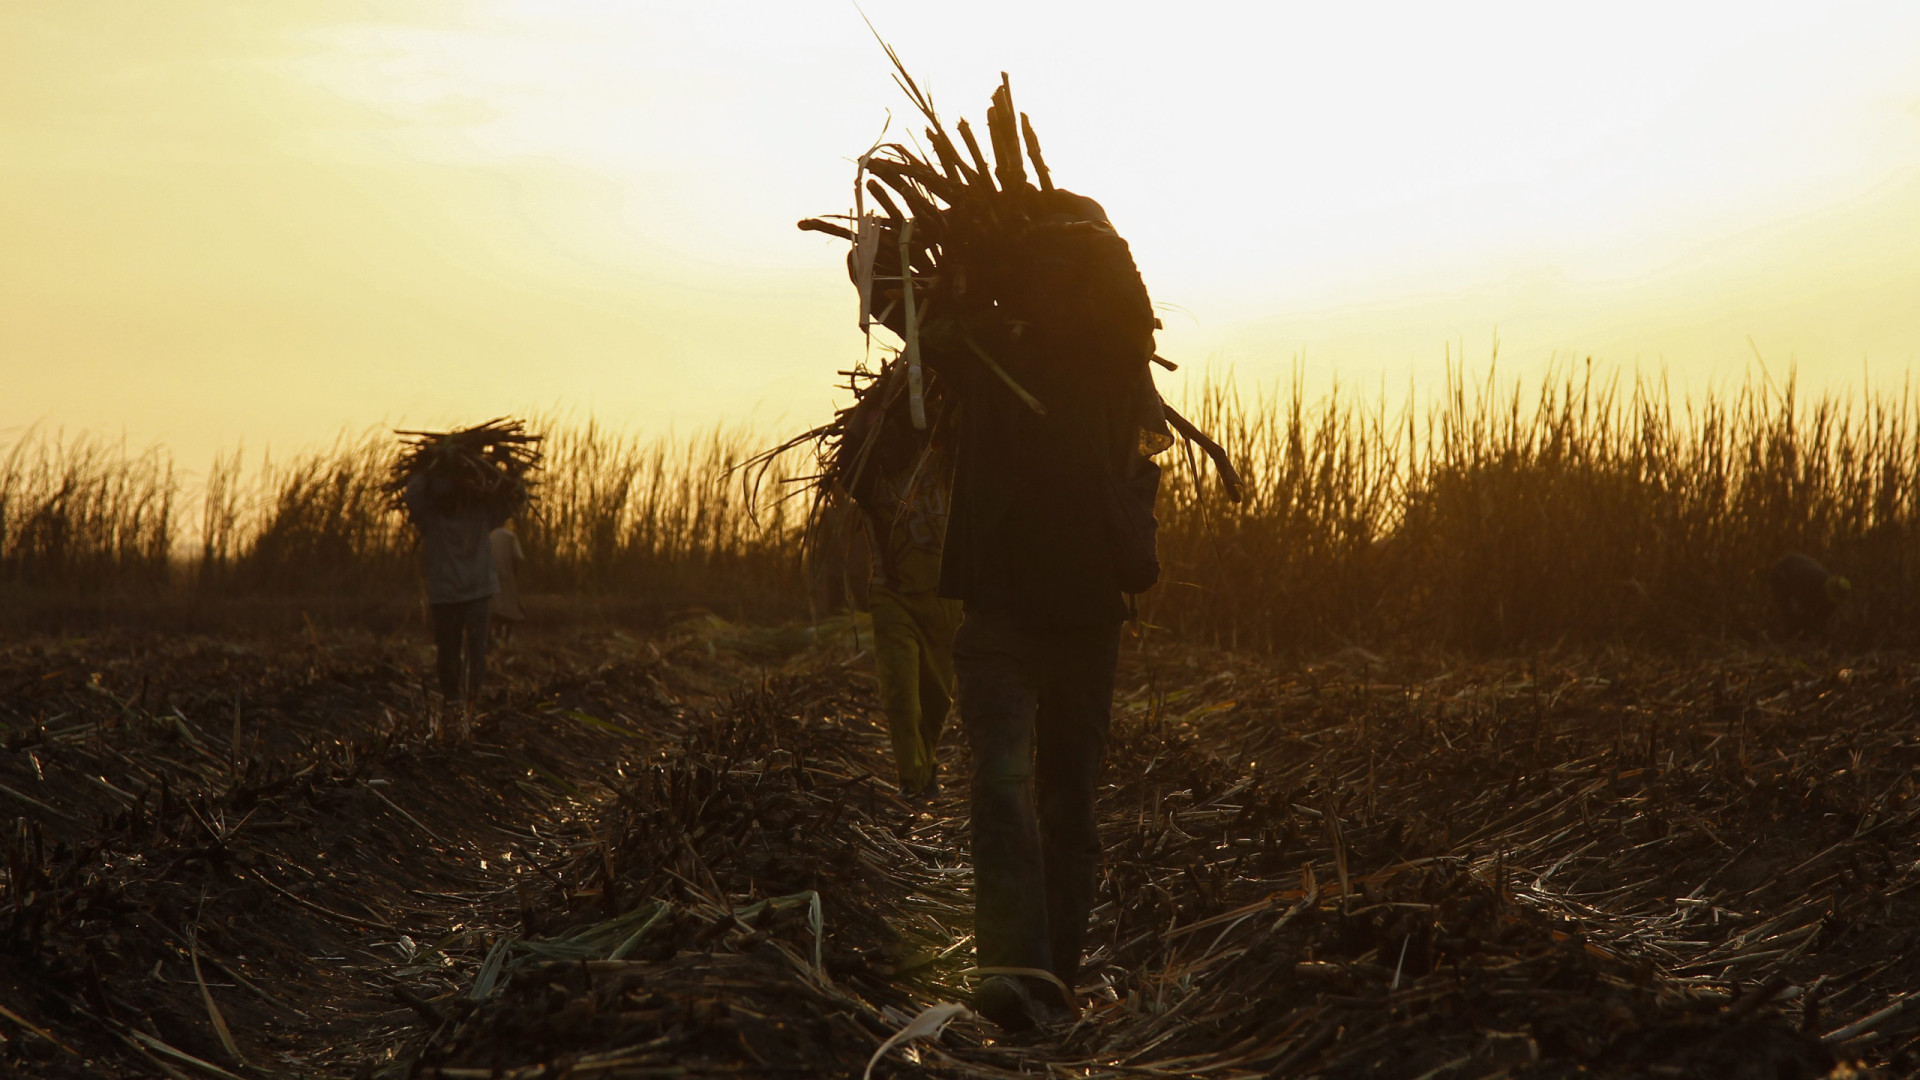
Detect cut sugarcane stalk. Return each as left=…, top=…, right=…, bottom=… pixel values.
left=865, top=180, right=905, bottom=225
left=853, top=150, right=876, bottom=335
left=854, top=213, right=882, bottom=334
left=797, top=218, right=855, bottom=241
left=899, top=219, right=926, bottom=430
left=962, top=335, right=1046, bottom=416
left=1020, top=112, right=1053, bottom=193
left=955, top=120, right=995, bottom=193
left=1162, top=401, right=1244, bottom=502
left=987, top=75, right=1025, bottom=191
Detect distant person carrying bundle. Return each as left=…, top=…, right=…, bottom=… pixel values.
left=389, top=420, right=542, bottom=723
left=841, top=375, right=960, bottom=800
left=1769, top=552, right=1851, bottom=638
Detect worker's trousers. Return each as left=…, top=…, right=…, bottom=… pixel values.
left=872, top=585, right=961, bottom=791
left=954, top=605, right=1120, bottom=1005
left=431, top=597, right=491, bottom=699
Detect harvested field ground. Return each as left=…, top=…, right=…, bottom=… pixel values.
left=2, top=618, right=1916, bottom=1078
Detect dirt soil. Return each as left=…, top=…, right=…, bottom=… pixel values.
left=1, top=616, right=1916, bottom=1078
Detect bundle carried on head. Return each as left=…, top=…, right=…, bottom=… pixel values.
left=387, top=418, right=544, bottom=511
left=793, top=55, right=1242, bottom=502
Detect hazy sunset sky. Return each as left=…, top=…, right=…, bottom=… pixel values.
left=5, top=2, right=1920, bottom=470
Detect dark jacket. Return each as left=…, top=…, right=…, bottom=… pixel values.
left=936, top=217, right=1166, bottom=626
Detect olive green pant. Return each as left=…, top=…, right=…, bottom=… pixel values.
left=871, top=585, right=962, bottom=790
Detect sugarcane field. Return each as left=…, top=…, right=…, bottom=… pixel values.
left=8, top=9, right=1920, bottom=1080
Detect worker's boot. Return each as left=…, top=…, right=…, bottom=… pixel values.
left=973, top=975, right=1070, bottom=1033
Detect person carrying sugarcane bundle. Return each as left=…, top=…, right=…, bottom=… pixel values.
left=840, top=369, right=960, bottom=800
left=938, top=188, right=1169, bottom=1032
left=796, top=68, right=1239, bottom=1032
left=390, top=421, right=540, bottom=723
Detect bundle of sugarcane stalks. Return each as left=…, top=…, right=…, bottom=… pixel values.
left=387, top=418, right=544, bottom=510
left=792, top=55, right=1242, bottom=506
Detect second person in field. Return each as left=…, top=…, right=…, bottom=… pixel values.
left=842, top=372, right=961, bottom=801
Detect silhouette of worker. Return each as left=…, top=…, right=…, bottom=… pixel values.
left=842, top=381, right=959, bottom=802
left=932, top=191, right=1168, bottom=1032
left=404, top=472, right=509, bottom=705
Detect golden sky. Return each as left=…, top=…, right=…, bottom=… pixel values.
left=5, top=1, right=1920, bottom=471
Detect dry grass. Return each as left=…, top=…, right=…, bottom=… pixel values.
left=1, top=422, right=819, bottom=627
left=517, top=422, right=815, bottom=621
left=1150, top=364, right=1920, bottom=651
left=5, top=365, right=1917, bottom=647
left=213, top=433, right=410, bottom=595
left=0, top=429, right=176, bottom=593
